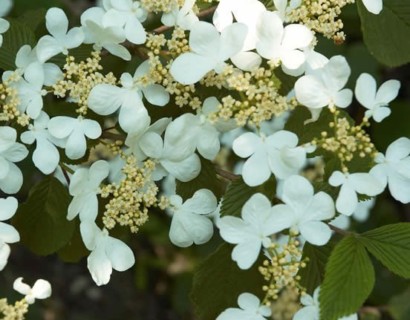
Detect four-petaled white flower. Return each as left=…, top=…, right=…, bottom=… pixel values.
left=0, top=126, right=29, bottom=194
left=271, top=175, right=335, bottom=246
left=80, top=221, right=135, bottom=286
left=170, top=21, right=248, bottom=84
left=370, top=137, right=410, bottom=203
left=218, top=193, right=280, bottom=269
left=256, top=11, right=313, bottom=73
left=362, top=0, right=383, bottom=14
left=48, top=116, right=102, bottom=160
left=233, top=130, right=306, bottom=187
left=329, top=171, right=384, bottom=216
left=168, top=189, right=217, bottom=247
left=0, top=18, right=10, bottom=47
left=217, top=292, right=272, bottom=320
left=295, top=55, right=353, bottom=109
left=0, top=197, right=20, bottom=271
left=36, top=8, right=84, bottom=62
left=13, top=277, right=52, bottom=304
left=67, top=160, right=110, bottom=222
left=355, top=73, right=400, bottom=122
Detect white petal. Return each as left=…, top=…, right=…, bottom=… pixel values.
left=231, top=51, right=261, bottom=71
left=65, top=128, right=87, bottom=160
left=105, top=236, right=135, bottom=271
left=372, top=106, right=391, bottom=122
left=242, top=151, right=271, bottom=187
left=0, top=244, right=10, bottom=271
left=233, top=132, right=260, bottom=158
left=295, top=75, right=329, bottom=109
left=388, top=172, right=410, bottom=203
left=82, top=119, right=102, bottom=139
left=88, top=84, right=125, bottom=115
left=0, top=162, right=23, bottom=194
left=170, top=52, right=215, bottom=85
left=31, top=279, right=52, bottom=300
left=36, top=36, right=62, bottom=62
left=189, top=21, right=220, bottom=57
left=219, top=23, right=248, bottom=61
left=375, top=79, right=400, bottom=104
left=142, top=84, right=170, bottom=106
left=336, top=184, right=358, bottom=216
left=362, top=0, right=383, bottom=14
left=237, top=292, right=260, bottom=311
left=161, top=154, right=201, bottom=182
left=333, top=88, right=353, bottom=108
left=183, top=189, right=217, bottom=215
left=0, top=197, right=18, bottom=220
left=13, top=278, right=31, bottom=296
left=32, top=138, right=60, bottom=174
left=231, top=239, right=261, bottom=269
left=0, top=222, right=20, bottom=243
left=282, top=24, right=313, bottom=50
left=218, top=216, right=254, bottom=244
left=139, top=131, right=164, bottom=159
left=88, top=245, right=112, bottom=286
left=355, top=73, right=376, bottom=109
left=282, top=175, right=314, bottom=207
left=349, top=173, right=384, bottom=196
left=197, top=126, right=220, bottom=160
left=124, top=17, right=146, bottom=44
left=386, top=138, right=410, bottom=161
left=46, top=8, right=68, bottom=38
left=48, top=116, right=74, bottom=139
left=299, top=221, right=332, bottom=246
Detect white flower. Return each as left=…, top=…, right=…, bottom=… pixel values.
left=355, top=73, right=400, bottom=122
left=0, top=197, right=20, bottom=271
left=21, top=112, right=64, bottom=174
left=256, top=11, right=313, bottom=73
left=217, top=292, right=271, bottom=320
left=168, top=189, right=217, bottom=247
left=80, top=221, right=135, bottom=286
left=170, top=21, right=248, bottom=84
left=13, top=278, right=52, bottom=304
left=0, top=0, right=12, bottom=17
left=295, top=55, right=353, bottom=109
left=67, top=160, right=109, bottom=222
left=36, top=8, right=84, bottom=62
left=218, top=193, right=281, bottom=269
left=81, top=7, right=131, bottom=60
left=233, top=130, right=306, bottom=186
left=271, top=175, right=335, bottom=246
left=370, top=137, right=410, bottom=203
left=102, top=0, right=147, bottom=44
left=0, top=126, right=29, bottom=194
left=329, top=171, right=384, bottom=216
left=161, top=0, right=198, bottom=30
left=0, top=18, right=10, bottom=47
left=293, top=287, right=358, bottom=320
left=88, top=61, right=169, bottom=133
left=330, top=198, right=376, bottom=230
left=362, top=0, right=383, bottom=14
left=48, top=116, right=101, bottom=160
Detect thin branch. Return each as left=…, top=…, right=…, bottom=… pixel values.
left=215, top=167, right=240, bottom=181
left=328, top=224, right=351, bottom=236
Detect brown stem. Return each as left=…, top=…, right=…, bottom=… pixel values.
left=215, top=167, right=240, bottom=181
left=328, top=224, right=351, bottom=236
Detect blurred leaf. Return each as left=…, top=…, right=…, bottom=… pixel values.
left=57, top=220, right=88, bottom=263
left=16, top=8, right=46, bottom=31
left=220, top=177, right=276, bottom=217
left=13, top=177, right=75, bottom=256
left=0, top=18, right=36, bottom=70
left=320, top=235, right=375, bottom=320
left=191, top=243, right=265, bottom=320
left=12, top=0, right=63, bottom=15
left=389, top=287, right=410, bottom=320
left=176, top=157, right=223, bottom=200
left=298, top=240, right=337, bottom=295
left=358, top=0, right=410, bottom=67
left=360, top=223, right=410, bottom=279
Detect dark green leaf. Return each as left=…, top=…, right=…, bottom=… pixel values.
left=57, top=220, right=89, bottom=263
left=320, top=235, right=375, bottom=320
left=389, top=287, right=410, bottom=320
left=0, top=19, right=36, bottom=70
left=298, top=240, right=337, bottom=295
left=191, top=243, right=265, bottom=320
left=176, top=157, right=223, bottom=201
left=360, top=223, right=410, bottom=279
left=13, top=177, right=75, bottom=256
left=358, top=0, right=410, bottom=67
left=16, top=8, right=47, bottom=31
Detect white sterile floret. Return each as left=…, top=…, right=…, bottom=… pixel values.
left=370, top=137, right=410, bottom=203
left=13, top=278, right=52, bottom=304
left=217, top=292, right=271, bottom=320
left=36, top=8, right=84, bottom=62
left=295, top=55, right=353, bottom=109
left=329, top=171, right=384, bottom=216
left=102, top=0, right=147, bottom=44
left=0, top=0, right=12, bottom=17
left=271, top=175, right=335, bottom=246
left=48, top=116, right=101, bottom=160
left=293, top=287, right=358, bottom=320
left=218, top=193, right=280, bottom=269
left=233, top=130, right=307, bottom=187
left=362, top=0, right=383, bottom=14
left=170, top=21, right=248, bottom=84
left=0, top=18, right=10, bottom=47
left=0, top=126, right=29, bottom=194
left=67, top=160, right=109, bottom=222
left=81, top=7, right=131, bottom=60
left=21, top=112, right=65, bottom=175
left=161, top=0, right=199, bottom=30
left=139, top=131, right=201, bottom=182
left=88, top=61, right=169, bottom=133
left=355, top=73, right=400, bottom=122
left=0, top=197, right=20, bottom=271
left=168, top=189, right=217, bottom=247
left=256, top=11, right=313, bottom=73
left=80, top=221, right=135, bottom=286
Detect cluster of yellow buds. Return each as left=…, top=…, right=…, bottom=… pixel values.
left=141, top=0, right=184, bottom=13
left=0, top=73, right=29, bottom=126
left=0, top=298, right=28, bottom=320
left=270, top=288, right=302, bottom=320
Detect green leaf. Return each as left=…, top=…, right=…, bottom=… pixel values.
left=176, top=157, right=223, bottom=201
left=57, top=220, right=89, bottom=263
left=389, top=287, right=410, bottom=320
left=220, top=177, right=276, bottom=217
left=320, top=235, right=375, bottom=320
left=360, top=223, right=410, bottom=279
left=0, top=19, right=36, bottom=70
left=357, top=0, right=410, bottom=67
left=16, top=8, right=47, bottom=31
left=191, top=243, right=265, bottom=320
left=298, top=240, right=337, bottom=295
left=13, top=177, right=75, bottom=256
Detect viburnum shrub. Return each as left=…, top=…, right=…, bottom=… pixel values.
left=0, top=0, right=409, bottom=319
